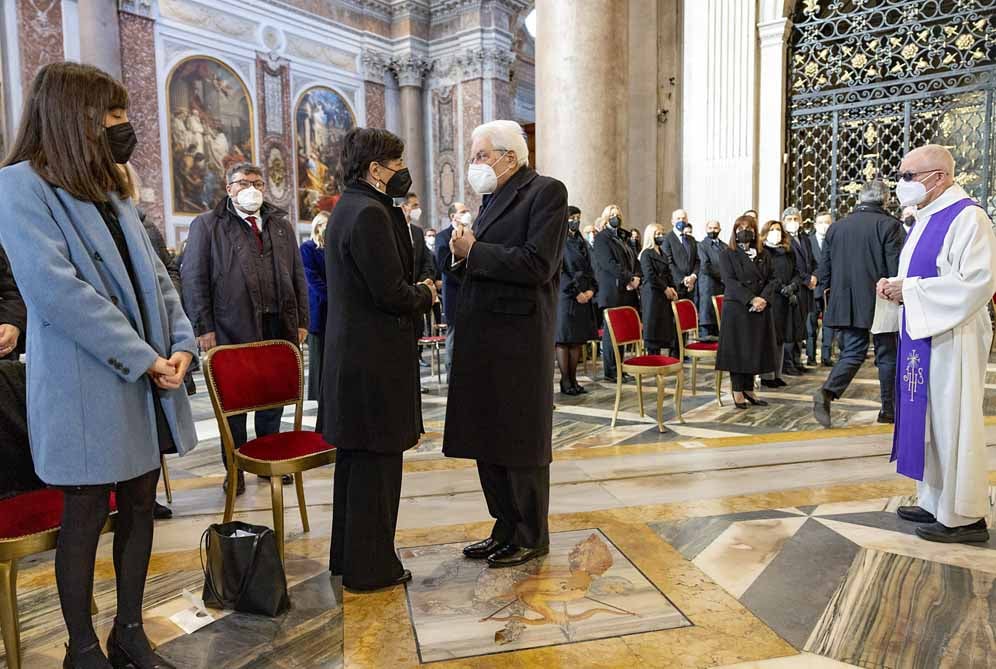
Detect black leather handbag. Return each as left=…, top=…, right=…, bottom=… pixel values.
left=200, top=521, right=290, bottom=617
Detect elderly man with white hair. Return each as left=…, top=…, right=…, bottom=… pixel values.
left=879, top=144, right=996, bottom=544
left=444, top=120, right=568, bottom=567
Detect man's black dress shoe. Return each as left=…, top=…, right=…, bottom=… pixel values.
left=813, top=389, right=832, bottom=428
left=784, top=367, right=803, bottom=376
left=897, top=506, right=936, bottom=523
left=223, top=471, right=246, bottom=496
left=462, top=537, right=506, bottom=560
left=345, top=569, right=413, bottom=593
left=487, top=544, right=550, bottom=568
left=760, top=379, right=786, bottom=389
left=877, top=411, right=895, bottom=424
left=153, top=502, right=172, bottom=520
left=915, top=520, right=989, bottom=544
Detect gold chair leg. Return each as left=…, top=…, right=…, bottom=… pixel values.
left=611, top=378, right=623, bottom=428
left=674, top=370, right=685, bottom=424
left=90, top=596, right=98, bottom=616
left=295, top=472, right=310, bottom=533
left=222, top=467, right=238, bottom=523
left=160, top=455, right=173, bottom=505
left=270, top=475, right=285, bottom=563
left=636, top=373, right=645, bottom=417
left=0, top=560, right=20, bottom=669
left=436, top=345, right=443, bottom=385
left=691, top=359, right=698, bottom=396
left=656, top=374, right=665, bottom=433
left=716, top=369, right=723, bottom=406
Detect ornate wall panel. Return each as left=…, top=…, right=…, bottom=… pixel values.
left=786, top=0, right=996, bottom=220
left=257, top=58, right=294, bottom=213
left=294, top=86, right=356, bottom=222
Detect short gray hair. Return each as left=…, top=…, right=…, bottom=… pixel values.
left=226, top=162, right=263, bottom=184
left=858, top=180, right=889, bottom=205
left=782, top=206, right=801, bottom=219
left=472, top=120, right=529, bottom=167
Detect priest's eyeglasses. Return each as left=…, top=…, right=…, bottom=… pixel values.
left=895, top=169, right=945, bottom=182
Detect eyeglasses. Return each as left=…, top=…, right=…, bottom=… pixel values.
left=471, top=149, right=507, bottom=164
left=895, top=169, right=943, bottom=183
left=229, top=179, right=265, bottom=189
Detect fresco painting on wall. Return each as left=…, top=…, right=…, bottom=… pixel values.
left=168, top=57, right=254, bottom=215
left=296, top=86, right=356, bottom=222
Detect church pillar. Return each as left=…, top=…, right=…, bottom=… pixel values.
left=78, top=0, right=122, bottom=79
left=757, top=16, right=792, bottom=221
left=396, top=56, right=431, bottom=202
left=535, top=0, right=628, bottom=224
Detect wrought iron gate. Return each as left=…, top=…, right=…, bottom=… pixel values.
left=786, top=0, right=996, bottom=222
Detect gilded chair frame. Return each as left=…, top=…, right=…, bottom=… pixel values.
left=203, top=340, right=336, bottom=562
left=604, top=306, right=684, bottom=432
left=672, top=299, right=723, bottom=405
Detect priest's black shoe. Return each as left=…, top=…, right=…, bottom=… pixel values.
left=107, top=620, right=175, bottom=669
left=462, top=537, right=506, bottom=560
left=345, top=569, right=413, bottom=592
left=897, top=506, right=936, bottom=523
left=813, top=390, right=832, bottom=428
left=877, top=411, right=895, bottom=424
left=63, top=641, right=112, bottom=669
left=487, top=544, right=550, bottom=568
left=915, top=520, right=989, bottom=544
left=153, top=501, right=172, bottom=520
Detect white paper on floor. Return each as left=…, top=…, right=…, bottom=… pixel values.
left=169, top=589, right=217, bottom=634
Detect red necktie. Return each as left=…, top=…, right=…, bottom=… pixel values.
left=246, top=216, right=263, bottom=254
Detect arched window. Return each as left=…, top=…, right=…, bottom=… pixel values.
left=785, top=1, right=996, bottom=221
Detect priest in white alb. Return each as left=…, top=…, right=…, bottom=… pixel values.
left=879, top=144, right=995, bottom=544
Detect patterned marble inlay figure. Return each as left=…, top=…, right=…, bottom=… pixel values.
left=881, top=144, right=996, bottom=544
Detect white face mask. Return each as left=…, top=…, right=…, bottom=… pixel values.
left=409, top=207, right=422, bottom=223
left=896, top=171, right=942, bottom=208
left=457, top=211, right=473, bottom=226
left=765, top=230, right=783, bottom=246
left=425, top=236, right=435, bottom=249
left=815, top=222, right=830, bottom=236
left=467, top=152, right=512, bottom=195
left=235, top=187, right=263, bottom=213
left=783, top=220, right=800, bottom=235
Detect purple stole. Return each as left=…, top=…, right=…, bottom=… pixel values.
left=891, top=197, right=976, bottom=480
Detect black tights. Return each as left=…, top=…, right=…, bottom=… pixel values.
left=556, top=344, right=583, bottom=388
left=730, top=373, right=755, bottom=393
left=56, top=467, right=160, bottom=651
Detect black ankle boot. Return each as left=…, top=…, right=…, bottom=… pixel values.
left=106, top=621, right=175, bottom=669
left=64, top=641, right=112, bottom=669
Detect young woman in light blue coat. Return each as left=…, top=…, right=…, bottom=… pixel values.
left=0, top=63, right=197, bottom=669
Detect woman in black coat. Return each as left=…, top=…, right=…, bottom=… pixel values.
left=716, top=215, right=781, bottom=409
left=321, top=128, right=435, bottom=592
left=759, top=220, right=805, bottom=388
left=639, top=223, right=679, bottom=355
left=555, top=206, right=598, bottom=395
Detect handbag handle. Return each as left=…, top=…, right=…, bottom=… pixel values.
left=199, top=526, right=226, bottom=607
left=199, top=524, right=277, bottom=609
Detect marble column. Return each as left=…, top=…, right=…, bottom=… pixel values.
left=396, top=56, right=431, bottom=202
left=536, top=0, right=628, bottom=224
left=361, top=52, right=391, bottom=129
left=15, top=0, right=63, bottom=92
left=757, top=16, right=792, bottom=222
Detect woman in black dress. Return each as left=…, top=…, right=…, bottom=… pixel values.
left=555, top=206, right=598, bottom=395
left=715, top=215, right=780, bottom=409
left=639, top=223, right=678, bottom=355
left=759, top=220, right=805, bottom=388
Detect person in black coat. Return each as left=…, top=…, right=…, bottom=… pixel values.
left=435, top=202, right=472, bottom=373
left=639, top=224, right=679, bottom=355
left=716, top=216, right=780, bottom=408
left=759, top=221, right=804, bottom=388
left=783, top=207, right=818, bottom=371
left=556, top=206, right=598, bottom=395
left=444, top=120, right=568, bottom=569
left=0, top=246, right=26, bottom=361
left=592, top=205, right=640, bottom=382
left=697, top=220, right=725, bottom=338
left=814, top=180, right=903, bottom=427
left=321, top=128, right=436, bottom=592
left=662, top=209, right=700, bottom=301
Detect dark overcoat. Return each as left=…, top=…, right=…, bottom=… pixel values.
left=181, top=199, right=309, bottom=345
left=639, top=249, right=678, bottom=347
left=790, top=231, right=818, bottom=324
left=592, top=227, right=639, bottom=309
left=435, top=225, right=462, bottom=325
left=697, top=237, right=725, bottom=326
left=320, top=181, right=433, bottom=454
left=410, top=223, right=436, bottom=283
left=0, top=246, right=26, bottom=359
left=662, top=231, right=700, bottom=300
left=442, top=167, right=568, bottom=467
left=765, top=244, right=805, bottom=344
left=715, top=248, right=781, bottom=375
left=300, top=240, right=327, bottom=336
left=556, top=232, right=599, bottom=344
left=816, top=204, right=903, bottom=330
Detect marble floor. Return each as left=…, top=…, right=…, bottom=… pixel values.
left=6, top=347, right=996, bottom=668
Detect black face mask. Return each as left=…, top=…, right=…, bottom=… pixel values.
left=707, top=231, right=720, bottom=240
left=568, top=218, right=581, bottom=232
left=654, top=235, right=665, bottom=246
left=904, top=216, right=915, bottom=228
left=608, top=216, right=621, bottom=229
left=106, top=122, right=137, bottom=164
left=381, top=166, right=412, bottom=198
left=735, top=229, right=755, bottom=245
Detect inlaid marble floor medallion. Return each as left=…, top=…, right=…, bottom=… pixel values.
left=399, top=529, right=691, bottom=663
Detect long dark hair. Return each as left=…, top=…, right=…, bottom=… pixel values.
left=728, top=215, right=761, bottom=253
left=337, top=127, right=405, bottom=187
left=3, top=62, right=133, bottom=202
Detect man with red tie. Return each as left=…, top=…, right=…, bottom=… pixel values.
left=182, top=163, right=309, bottom=495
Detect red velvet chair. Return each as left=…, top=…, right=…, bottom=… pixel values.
left=604, top=307, right=684, bottom=431
left=672, top=299, right=722, bottom=405
left=418, top=313, right=447, bottom=385
left=0, top=489, right=116, bottom=669
left=203, top=340, right=336, bottom=561
left=712, top=295, right=724, bottom=329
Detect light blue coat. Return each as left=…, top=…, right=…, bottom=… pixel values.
left=0, top=162, right=198, bottom=485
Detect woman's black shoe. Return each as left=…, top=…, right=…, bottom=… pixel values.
left=760, top=379, right=780, bottom=389
left=344, top=569, right=413, bottom=593
left=560, top=381, right=580, bottom=396
left=732, top=395, right=748, bottom=410
left=107, top=621, right=175, bottom=669
left=743, top=393, right=768, bottom=407
left=64, top=641, right=112, bottom=669
left=573, top=384, right=588, bottom=395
